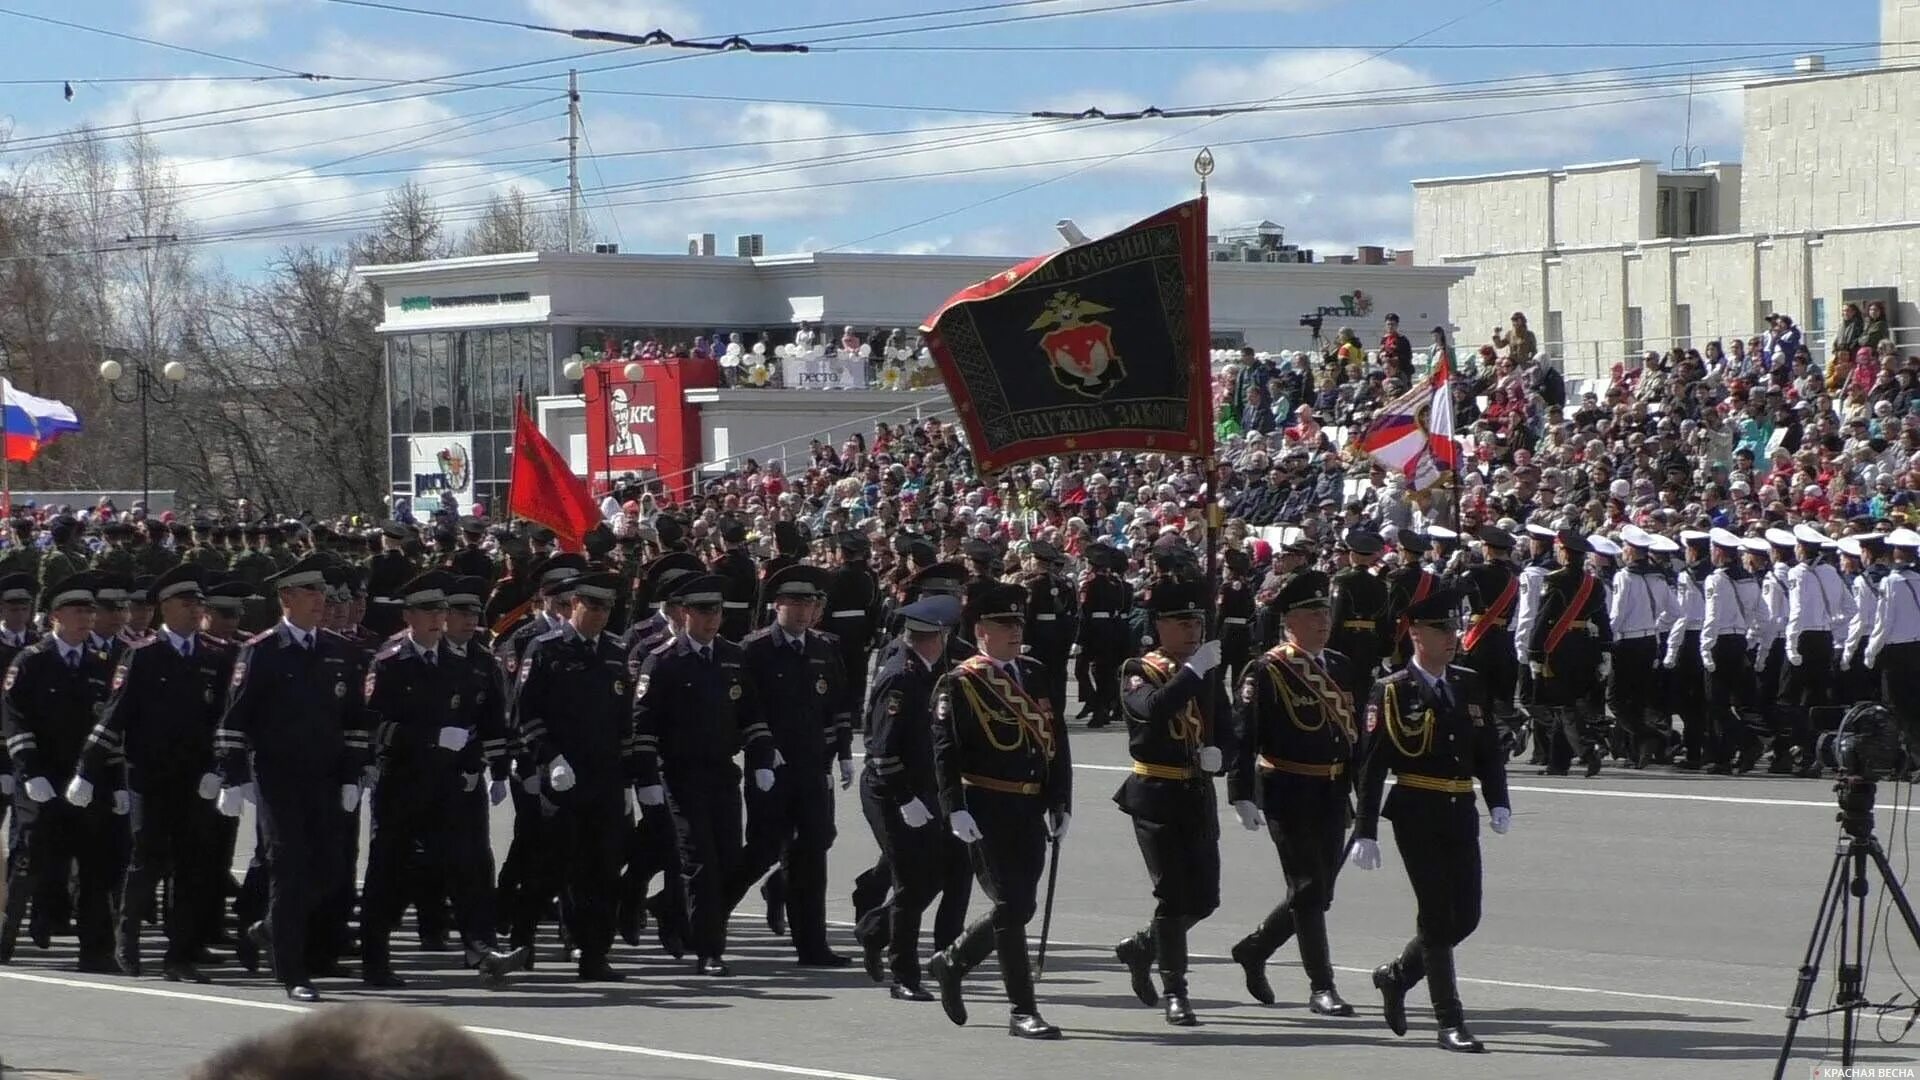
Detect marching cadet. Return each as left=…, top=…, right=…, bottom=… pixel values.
left=1217, top=548, right=1255, bottom=687
left=1254, top=538, right=1313, bottom=652
left=755, top=520, right=806, bottom=630
left=1753, top=530, right=1794, bottom=771
left=0, top=573, right=38, bottom=663
left=447, top=520, right=494, bottom=582
left=1075, top=543, right=1132, bottom=729
left=0, top=518, right=40, bottom=582
left=729, top=564, right=854, bottom=966
left=1019, top=541, right=1076, bottom=725
left=71, top=566, right=230, bottom=981
left=442, top=574, right=516, bottom=943
left=186, top=521, right=228, bottom=573
left=1382, top=531, right=1439, bottom=670
left=1662, top=532, right=1713, bottom=770
left=714, top=520, right=759, bottom=643
left=1609, top=526, right=1673, bottom=769
left=821, top=533, right=883, bottom=714
left=1352, top=589, right=1511, bottom=1054
left=212, top=555, right=372, bottom=1002
left=1328, top=530, right=1389, bottom=704
left=1, top=574, right=118, bottom=970
left=1780, top=524, right=1850, bottom=775
left=362, top=523, right=416, bottom=640
left=1451, top=527, right=1521, bottom=754
left=1111, top=578, right=1229, bottom=1027
left=854, top=594, right=972, bottom=1000
left=1509, top=524, right=1559, bottom=765
left=91, top=575, right=135, bottom=664
left=926, top=581, right=1072, bottom=1040
left=1527, top=530, right=1611, bottom=777
left=1698, top=529, right=1766, bottom=775
left=93, top=522, right=139, bottom=577
left=1226, top=571, right=1359, bottom=1018
left=618, top=553, right=702, bottom=953
left=360, top=573, right=527, bottom=988
left=632, top=573, right=777, bottom=977
left=511, top=572, right=640, bottom=981
left=37, top=517, right=89, bottom=594
left=1865, top=529, right=1920, bottom=729
left=1840, top=533, right=1889, bottom=706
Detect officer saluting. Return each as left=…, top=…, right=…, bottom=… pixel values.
left=1111, top=578, right=1229, bottom=1027
left=1353, top=589, right=1511, bottom=1054
left=927, top=581, right=1072, bottom=1040
left=212, top=555, right=372, bottom=1003
left=1227, top=571, right=1359, bottom=1018
left=855, top=593, right=972, bottom=1000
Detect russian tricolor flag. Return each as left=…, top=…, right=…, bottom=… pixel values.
left=4, top=380, right=81, bottom=463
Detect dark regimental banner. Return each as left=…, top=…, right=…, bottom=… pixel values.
left=918, top=199, right=1212, bottom=473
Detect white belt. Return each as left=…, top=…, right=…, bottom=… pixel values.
left=1618, top=632, right=1657, bottom=641
left=830, top=609, right=866, bottom=619
left=372, top=597, right=400, bottom=606
left=1222, top=617, right=1248, bottom=625
left=1035, top=614, right=1058, bottom=621
left=722, top=602, right=750, bottom=609
left=1088, top=613, right=1113, bottom=619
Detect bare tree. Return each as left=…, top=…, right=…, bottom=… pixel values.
left=459, top=185, right=588, bottom=255
left=352, top=180, right=448, bottom=266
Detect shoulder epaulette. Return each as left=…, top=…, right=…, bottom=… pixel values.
left=533, top=628, right=565, bottom=644
left=246, top=628, right=276, bottom=647
left=742, top=626, right=776, bottom=645
left=373, top=640, right=407, bottom=661
left=126, top=637, right=158, bottom=653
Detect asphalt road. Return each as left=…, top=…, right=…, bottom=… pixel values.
left=4, top=719, right=1920, bottom=1079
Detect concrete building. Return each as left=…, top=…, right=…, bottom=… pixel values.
left=356, top=247, right=1467, bottom=511
left=1414, top=0, right=1920, bottom=380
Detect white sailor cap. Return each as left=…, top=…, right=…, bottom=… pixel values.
left=1741, top=537, right=1773, bottom=556
left=1764, top=527, right=1798, bottom=549
left=1524, top=523, right=1557, bottom=540
left=1618, top=523, right=1654, bottom=548
left=1586, top=534, right=1623, bottom=558
left=1427, top=525, right=1458, bottom=541
left=1648, top=534, right=1681, bottom=555
left=1887, top=528, right=1920, bottom=548
left=1679, top=530, right=1712, bottom=545
left=1708, top=527, right=1744, bottom=549
left=1792, top=524, right=1831, bottom=547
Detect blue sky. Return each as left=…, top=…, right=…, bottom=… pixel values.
left=0, top=0, right=1887, bottom=272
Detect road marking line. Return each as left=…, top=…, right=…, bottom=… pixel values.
left=0, top=970, right=905, bottom=1080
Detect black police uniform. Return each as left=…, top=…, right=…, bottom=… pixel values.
left=1075, top=552, right=1132, bottom=727
left=821, top=544, right=883, bottom=714
left=1356, top=657, right=1510, bottom=1047
left=633, top=620, right=775, bottom=970
left=1228, top=612, right=1360, bottom=1011
left=79, top=616, right=233, bottom=975
left=1019, top=561, right=1076, bottom=724
left=214, top=617, right=371, bottom=995
left=1217, top=574, right=1255, bottom=685
left=514, top=619, right=639, bottom=977
left=927, top=626, right=1072, bottom=1036
left=1329, top=554, right=1390, bottom=700
left=715, top=544, right=759, bottom=643
left=362, top=545, right=416, bottom=638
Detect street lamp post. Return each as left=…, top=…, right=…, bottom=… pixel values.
left=562, top=353, right=644, bottom=494
left=99, top=357, right=186, bottom=508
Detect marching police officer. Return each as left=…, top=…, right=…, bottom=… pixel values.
left=715, top=520, right=759, bottom=642
left=1075, top=544, right=1132, bottom=728
left=927, top=581, right=1072, bottom=1040
left=1111, top=578, right=1229, bottom=1026
left=212, top=555, right=372, bottom=1002
left=854, top=594, right=972, bottom=999
left=618, top=552, right=702, bottom=952
left=821, top=533, right=883, bottom=714
left=632, top=573, right=777, bottom=977
left=1217, top=548, right=1256, bottom=687
left=729, top=565, right=854, bottom=966
left=1018, top=541, right=1076, bottom=725
left=512, top=572, right=639, bottom=981
left=1353, top=589, right=1511, bottom=1054
left=1329, top=530, right=1389, bottom=703
left=1227, top=571, right=1359, bottom=1017
left=1527, top=530, right=1612, bottom=777
left=362, top=523, right=416, bottom=640
left=755, top=521, right=807, bottom=630
left=73, top=566, right=231, bottom=981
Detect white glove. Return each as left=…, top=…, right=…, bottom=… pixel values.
left=216, top=787, right=245, bottom=818
left=112, top=790, right=130, bottom=816
left=1703, top=656, right=1716, bottom=674
left=772, top=749, right=787, bottom=769
left=1661, top=656, right=1675, bottom=670
left=196, top=773, right=221, bottom=801
left=753, top=768, right=775, bottom=792
left=1788, top=653, right=1802, bottom=668
left=1197, top=745, right=1223, bottom=773
left=1185, top=639, right=1222, bottom=676
left=549, top=756, right=576, bottom=793
left=1490, top=806, right=1511, bottom=835
left=1351, top=837, right=1382, bottom=871
left=64, top=776, right=94, bottom=808
left=521, top=774, right=540, bottom=795
left=489, top=779, right=509, bottom=806
left=436, top=726, right=471, bottom=753
left=1529, top=661, right=1545, bottom=678
left=1840, top=652, right=1853, bottom=672
left=900, top=797, right=933, bottom=829
left=838, top=758, right=854, bottom=789
left=1598, top=656, right=1612, bottom=680
left=0, top=773, right=12, bottom=797
left=236, top=782, right=256, bottom=805
left=340, top=783, right=360, bottom=812
left=1048, top=809, right=1071, bottom=841
left=625, top=787, right=638, bottom=819
left=1233, top=800, right=1262, bottom=832
left=462, top=772, right=480, bottom=793
left=949, top=808, right=983, bottom=843
left=637, top=784, right=665, bottom=806
left=360, top=764, right=378, bottom=790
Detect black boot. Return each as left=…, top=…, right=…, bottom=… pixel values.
left=1310, top=989, right=1355, bottom=1017
left=1154, top=917, right=1194, bottom=1026
left=1162, top=992, right=1197, bottom=1026
left=1373, top=962, right=1408, bottom=1037
left=1438, top=1022, right=1487, bottom=1053
left=927, top=949, right=967, bottom=1027
left=761, top=874, right=788, bottom=937
left=1230, top=935, right=1274, bottom=1005
left=1008, top=1012, right=1062, bottom=1039
left=361, top=934, right=405, bottom=989
left=1114, top=930, right=1157, bottom=1007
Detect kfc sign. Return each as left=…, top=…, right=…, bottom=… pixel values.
left=608, top=382, right=658, bottom=458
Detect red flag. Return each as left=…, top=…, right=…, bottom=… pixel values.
left=509, top=397, right=599, bottom=552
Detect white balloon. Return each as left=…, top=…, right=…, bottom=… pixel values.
left=752, top=341, right=766, bottom=355
left=918, top=347, right=932, bottom=361
left=726, top=342, right=742, bottom=357
left=858, top=344, right=871, bottom=359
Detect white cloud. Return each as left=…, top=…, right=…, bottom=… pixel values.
left=524, top=0, right=700, bottom=36
left=142, top=0, right=294, bottom=43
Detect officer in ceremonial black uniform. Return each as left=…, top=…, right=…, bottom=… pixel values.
left=755, top=520, right=806, bottom=630
left=1353, top=589, right=1511, bottom=1054
left=213, top=556, right=371, bottom=1002
left=1382, top=532, right=1440, bottom=670
left=73, top=566, right=231, bottom=981
left=1019, top=541, right=1077, bottom=725
left=448, top=519, right=495, bottom=582
left=362, top=523, right=416, bottom=640
left=854, top=594, right=972, bottom=999
left=1075, top=543, right=1132, bottom=728
left=926, top=582, right=1072, bottom=1040
left=512, top=572, right=639, bottom=981
left=1, top=574, right=117, bottom=970
left=1217, top=548, right=1256, bottom=686
left=1226, top=571, right=1360, bottom=1017
left=727, top=565, right=854, bottom=965
left=1449, top=527, right=1522, bottom=753
left=0, top=573, right=33, bottom=829
left=822, top=533, right=883, bottom=715
left=714, top=520, right=760, bottom=642
left=632, top=573, right=777, bottom=976
left=1329, top=530, right=1390, bottom=701
left=360, top=573, right=527, bottom=987
left=1527, top=530, right=1613, bottom=777
left=1111, top=579, right=1229, bottom=1027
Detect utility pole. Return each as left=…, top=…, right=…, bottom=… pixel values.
left=566, top=69, right=580, bottom=254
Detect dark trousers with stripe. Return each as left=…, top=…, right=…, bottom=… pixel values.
left=945, top=789, right=1048, bottom=1015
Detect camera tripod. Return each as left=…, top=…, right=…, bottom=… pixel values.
left=1774, top=777, right=1920, bottom=1079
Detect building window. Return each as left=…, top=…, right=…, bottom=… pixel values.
left=1809, top=298, right=1827, bottom=354
left=387, top=337, right=413, bottom=435
left=1625, top=307, right=1644, bottom=361
left=1544, top=311, right=1564, bottom=357
left=1656, top=188, right=1675, bottom=238
left=1683, top=189, right=1704, bottom=236
left=1674, top=304, right=1692, bottom=350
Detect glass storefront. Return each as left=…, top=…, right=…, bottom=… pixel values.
left=386, top=326, right=556, bottom=516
